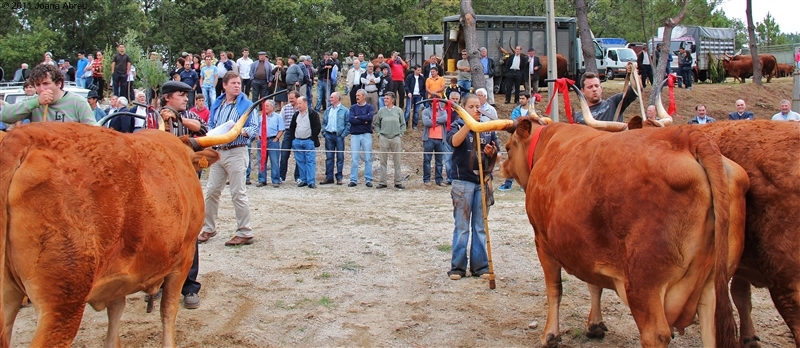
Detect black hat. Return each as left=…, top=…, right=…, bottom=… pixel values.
left=528, top=47, right=536, bottom=52
left=87, top=90, right=100, bottom=99
left=289, top=55, right=298, bottom=62
left=161, top=81, right=193, bottom=95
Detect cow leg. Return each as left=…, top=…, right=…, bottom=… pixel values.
left=2, top=283, right=25, bottom=344
left=627, top=289, right=671, bottom=348
left=585, top=283, right=608, bottom=339
left=29, top=301, right=86, bottom=347
left=768, top=283, right=800, bottom=348
left=696, top=276, right=716, bottom=347
left=731, top=275, right=761, bottom=348
left=537, top=246, right=562, bottom=348
left=159, top=272, right=184, bottom=347
left=104, top=297, right=126, bottom=348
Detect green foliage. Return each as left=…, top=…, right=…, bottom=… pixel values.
left=0, top=18, right=59, bottom=70
left=756, top=12, right=786, bottom=46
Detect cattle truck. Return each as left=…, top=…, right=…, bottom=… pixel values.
left=439, top=15, right=593, bottom=94
left=651, top=25, right=735, bottom=82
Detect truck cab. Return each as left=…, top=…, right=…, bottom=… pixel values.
left=598, top=47, right=637, bottom=79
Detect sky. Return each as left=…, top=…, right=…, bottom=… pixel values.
left=717, top=0, right=800, bottom=34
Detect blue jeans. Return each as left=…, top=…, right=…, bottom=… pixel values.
left=292, top=138, right=316, bottom=185
left=404, top=95, right=423, bottom=128
left=75, top=77, right=85, bottom=88
left=378, top=94, right=386, bottom=108
left=323, top=131, right=345, bottom=181
left=349, top=133, right=373, bottom=183
left=443, top=141, right=453, bottom=183
left=315, top=80, right=331, bottom=110
left=449, top=179, right=489, bottom=277
left=423, top=139, right=445, bottom=184
left=305, top=84, right=313, bottom=109
left=457, top=80, right=471, bottom=98
left=266, top=138, right=281, bottom=184
left=202, top=85, right=216, bottom=109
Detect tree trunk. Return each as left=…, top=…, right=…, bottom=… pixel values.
left=650, top=0, right=689, bottom=106
left=575, top=0, right=597, bottom=75
left=746, top=0, right=762, bottom=85
left=460, top=0, right=485, bottom=91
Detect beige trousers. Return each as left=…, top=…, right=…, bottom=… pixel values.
left=202, top=146, right=253, bottom=238
left=379, top=135, right=402, bottom=186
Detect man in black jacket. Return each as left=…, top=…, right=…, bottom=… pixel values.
left=503, top=46, right=528, bottom=104
left=526, top=48, right=542, bottom=94
left=404, top=65, right=426, bottom=130
left=636, top=46, right=653, bottom=88
left=423, top=54, right=444, bottom=79
left=288, top=96, right=322, bottom=188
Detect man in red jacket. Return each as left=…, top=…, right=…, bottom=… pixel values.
left=387, top=51, right=408, bottom=111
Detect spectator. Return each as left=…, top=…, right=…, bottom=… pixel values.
left=215, top=51, right=232, bottom=96
left=688, top=104, right=716, bottom=124
left=772, top=99, right=800, bottom=121
left=1, top=64, right=96, bottom=124
left=42, top=51, right=56, bottom=66
left=499, top=92, right=532, bottom=191
left=637, top=46, right=653, bottom=88
left=87, top=90, right=106, bottom=122
left=280, top=91, right=301, bottom=183
left=199, top=56, right=217, bottom=109
left=250, top=51, right=274, bottom=101
left=75, top=51, right=89, bottom=87
left=421, top=99, right=449, bottom=187
left=346, top=59, right=364, bottom=105
left=374, top=92, right=406, bottom=189
left=302, top=56, right=316, bottom=109
left=445, top=77, right=468, bottom=100
left=404, top=65, right=426, bottom=130
left=344, top=51, right=355, bottom=78
left=320, top=92, right=350, bottom=185
left=475, top=88, right=497, bottom=120
left=526, top=48, right=541, bottom=95
left=387, top=51, right=408, bottom=111
left=285, top=55, right=303, bottom=93
left=423, top=54, right=444, bottom=79
left=316, top=52, right=335, bottom=111
left=272, top=57, right=288, bottom=109
left=573, top=69, right=637, bottom=124
left=680, top=49, right=693, bottom=91
left=238, top=48, right=254, bottom=97
left=180, top=61, right=199, bottom=108
left=189, top=94, right=210, bottom=123
left=254, top=100, right=285, bottom=187
left=645, top=105, right=657, bottom=121
left=91, top=51, right=105, bottom=97
left=288, top=96, right=321, bottom=188
left=425, top=68, right=445, bottom=98
left=200, top=72, right=259, bottom=247
left=377, top=64, right=393, bottom=109
left=479, top=47, right=496, bottom=105
left=456, top=50, right=472, bottom=98
left=12, top=63, right=30, bottom=82
left=111, top=44, right=132, bottom=97
left=129, top=91, right=153, bottom=132
left=446, top=94, right=498, bottom=280
left=503, top=46, right=527, bottom=104
left=348, top=89, right=375, bottom=187
left=126, top=64, right=136, bottom=101
left=728, top=99, right=754, bottom=120
left=360, top=63, right=381, bottom=112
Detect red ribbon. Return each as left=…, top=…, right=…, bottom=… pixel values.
left=545, top=78, right=575, bottom=124
left=260, top=100, right=267, bottom=172
left=431, top=96, right=439, bottom=131
left=445, top=100, right=453, bottom=131
left=527, top=125, right=547, bottom=170
left=667, top=74, right=677, bottom=116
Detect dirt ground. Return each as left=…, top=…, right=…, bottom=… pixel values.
left=9, top=75, right=800, bottom=347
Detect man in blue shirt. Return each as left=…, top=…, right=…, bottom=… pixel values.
left=75, top=51, right=89, bottom=88
left=255, top=100, right=285, bottom=187
left=320, top=92, right=350, bottom=185
left=179, top=61, right=199, bottom=108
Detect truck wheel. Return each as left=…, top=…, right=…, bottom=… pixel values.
left=607, top=68, right=614, bottom=80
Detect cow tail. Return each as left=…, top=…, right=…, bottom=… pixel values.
left=694, top=131, right=738, bottom=347
left=0, top=134, right=26, bottom=348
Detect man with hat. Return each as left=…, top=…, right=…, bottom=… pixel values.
left=526, top=47, right=542, bottom=94
left=157, top=80, right=208, bottom=309
left=87, top=90, right=106, bottom=122
left=250, top=51, right=274, bottom=101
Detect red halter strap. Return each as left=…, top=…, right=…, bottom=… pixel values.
left=527, top=125, right=547, bottom=171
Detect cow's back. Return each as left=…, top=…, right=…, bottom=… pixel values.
left=0, top=123, right=202, bottom=310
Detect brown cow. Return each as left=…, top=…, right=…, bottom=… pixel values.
left=723, top=54, right=778, bottom=83
left=537, top=54, right=568, bottom=80
left=454, top=90, right=747, bottom=347
left=776, top=63, right=796, bottom=78
left=0, top=110, right=251, bottom=346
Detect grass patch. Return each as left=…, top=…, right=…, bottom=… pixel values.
left=340, top=261, right=361, bottom=271
left=436, top=244, right=452, bottom=252
left=319, top=296, right=335, bottom=308
left=319, top=272, right=331, bottom=279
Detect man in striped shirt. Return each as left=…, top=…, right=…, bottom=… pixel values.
left=0, top=64, right=96, bottom=125
left=279, top=90, right=301, bottom=183
left=199, top=72, right=259, bottom=247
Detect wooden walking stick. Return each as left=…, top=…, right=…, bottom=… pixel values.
left=475, top=129, right=496, bottom=290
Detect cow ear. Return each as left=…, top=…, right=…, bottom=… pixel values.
left=628, top=116, right=643, bottom=129
left=514, top=117, right=533, bottom=141
left=192, top=150, right=220, bottom=171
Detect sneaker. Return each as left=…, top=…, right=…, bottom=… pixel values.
left=348, top=182, right=357, bottom=187
left=366, top=182, right=373, bottom=188
left=449, top=274, right=462, bottom=280
left=183, top=293, right=200, bottom=309
left=423, top=182, right=432, bottom=186
left=395, top=184, right=405, bottom=189
left=498, top=183, right=512, bottom=191
left=246, top=179, right=252, bottom=185
left=686, top=87, right=692, bottom=91
left=376, top=184, right=388, bottom=189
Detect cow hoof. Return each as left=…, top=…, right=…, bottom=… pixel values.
left=541, top=333, right=561, bottom=348
left=742, top=336, right=761, bottom=348
left=585, top=322, right=608, bottom=339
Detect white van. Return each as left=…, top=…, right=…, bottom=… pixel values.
left=598, top=47, right=637, bottom=80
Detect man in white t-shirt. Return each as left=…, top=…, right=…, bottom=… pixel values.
left=237, top=48, right=254, bottom=98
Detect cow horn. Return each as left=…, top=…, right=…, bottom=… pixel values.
left=452, top=102, right=516, bottom=133
left=192, top=91, right=286, bottom=149
left=570, top=85, right=628, bottom=132
left=653, top=79, right=673, bottom=127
